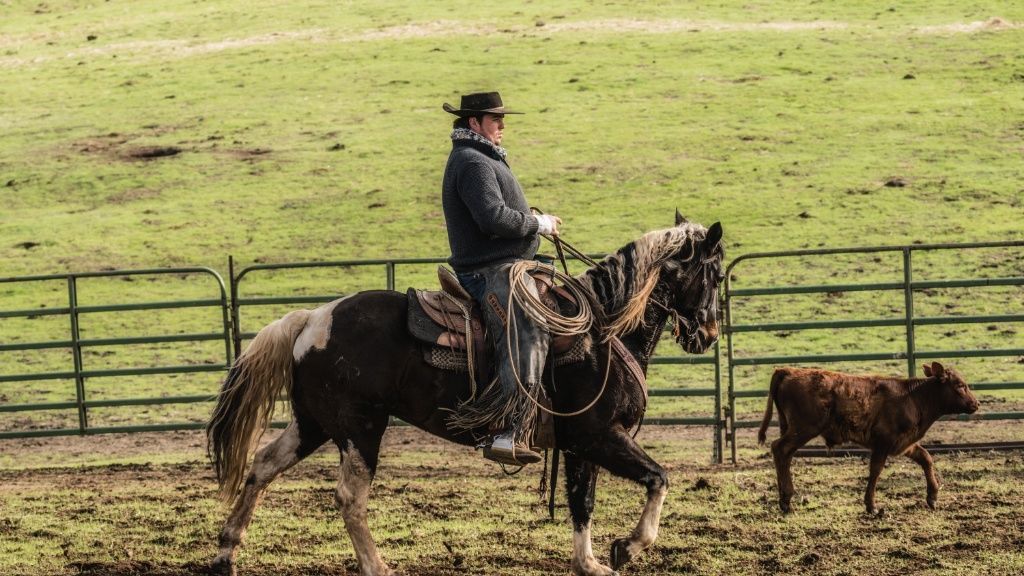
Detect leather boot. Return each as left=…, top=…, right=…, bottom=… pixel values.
left=482, top=430, right=542, bottom=466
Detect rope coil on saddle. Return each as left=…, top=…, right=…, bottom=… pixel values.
left=508, top=260, right=593, bottom=336
left=504, top=258, right=614, bottom=418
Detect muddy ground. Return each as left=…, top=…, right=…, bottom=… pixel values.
left=1, top=424, right=1022, bottom=575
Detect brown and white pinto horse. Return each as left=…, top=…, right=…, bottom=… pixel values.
left=207, top=214, right=724, bottom=576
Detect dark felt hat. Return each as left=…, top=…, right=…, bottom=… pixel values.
left=442, top=92, right=523, bottom=116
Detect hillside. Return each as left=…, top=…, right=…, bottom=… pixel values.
left=3, top=1, right=1022, bottom=277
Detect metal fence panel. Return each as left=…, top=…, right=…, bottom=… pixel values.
left=11, top=240, right=1018, bottom=464
left=723, top=240, right=1024, bottom=463
left=0, top=268, right=230, bottom=439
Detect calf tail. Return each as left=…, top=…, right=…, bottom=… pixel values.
left=757, top=369, right=786, bottom=445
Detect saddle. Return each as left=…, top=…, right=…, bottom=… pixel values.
left=407, top=267, right=583, bottom=361
left=406, top=267, right=648, bottom=451
left=406, top=268, right=588, bottom=431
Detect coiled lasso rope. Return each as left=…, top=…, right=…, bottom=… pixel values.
left=508, top=260, right=593, bottom=337
left=505, top=260, right=613, bottom=417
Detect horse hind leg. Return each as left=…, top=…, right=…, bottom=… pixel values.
left=212, top=421, right=326, bottom=575
left=335, top=431, right=393, bottom=576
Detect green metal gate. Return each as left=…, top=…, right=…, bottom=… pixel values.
left=722, top=240, right=1024, bottom=463
left=4, top=240, right=1020, bottom=465
left=0, top=268, right=231, bottom=439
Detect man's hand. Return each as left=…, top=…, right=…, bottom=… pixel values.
left=535, top=214, right=562, bottom=236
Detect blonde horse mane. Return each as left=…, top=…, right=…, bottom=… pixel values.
left=580, top=223, right=705, bottom=339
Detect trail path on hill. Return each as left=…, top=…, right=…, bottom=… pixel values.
left=0, top=17, right=1018, bottom=68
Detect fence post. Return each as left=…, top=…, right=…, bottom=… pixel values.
left=724, top=277, right=738, bottom=464
left=385, top=261, right=395, bottom=291
left=903, top=248, right=916, bottom=377
left=67, top=275, right=88, bottom=433
left=229, top=255, right=242, bottom=359
left=713, top=338, right=723, bottom=463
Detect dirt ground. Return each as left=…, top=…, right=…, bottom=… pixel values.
left=2, top=423, right=1023, bottom=576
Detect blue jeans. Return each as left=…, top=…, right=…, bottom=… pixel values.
left=450, top=262, right=550, bottom=439
left=458, top=255, right=552, bottom=302
left=456, top=270, right=487, bottom=304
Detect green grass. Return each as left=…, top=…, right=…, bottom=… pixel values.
left=3, top=1, right=1023, bottom=275
left=2, top=1, right=1024, bottom=434
left=4, top=8, right=1024, bottom=575
left=1, top=428, right=1022, bottom=575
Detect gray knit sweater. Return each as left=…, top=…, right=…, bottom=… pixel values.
left=442, top=139, right=540, bottom=272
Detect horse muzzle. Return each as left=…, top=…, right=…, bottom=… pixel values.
left=677, top=319, right=719, bottom=354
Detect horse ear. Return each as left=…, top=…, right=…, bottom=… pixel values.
left=930, top=361, right=945, bottom=378
left=675, top=209, right=687, bottom=226
left=921, top=363, right=933, bottom=377
left=705, top=222, right=723, bottom=248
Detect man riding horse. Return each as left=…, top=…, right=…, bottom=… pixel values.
left=441, top=91, right=562, bottom=466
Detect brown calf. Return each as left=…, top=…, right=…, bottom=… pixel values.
left=758, top=362, right=979, bottom=514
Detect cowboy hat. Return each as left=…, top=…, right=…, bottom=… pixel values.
left=442, top=92, right=523, bottom=116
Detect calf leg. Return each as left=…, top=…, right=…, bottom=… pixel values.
left=770, top=430, right=816, bottom=513
left=564, top=453, right=615, bottom=576
left=578, top=427, right=667, bottom=571
left=212, top=421, right=326, bottom=575
left=335, top=426, right=393, bottom=576
left=864, top=450, right=889, bottom=514
left=905, top=443, right=940, bottom=509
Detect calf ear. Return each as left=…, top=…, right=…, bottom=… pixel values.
left=922, top=364, right=933, bottom=377
left=930, top=361, right=945, bottom=378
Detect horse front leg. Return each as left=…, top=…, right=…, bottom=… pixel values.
left=564, top=453, right=616, bottom=576
left=583, top=427, right=668, bottom=571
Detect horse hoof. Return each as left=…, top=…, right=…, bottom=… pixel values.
left=779, top=501, right=792, bottom=515
left=210, top=557, right=236, bottom=576
left=610, top=538, right=633, bottom=570
left=926, top=497, right=937, bottom=510
left=572, top=560, right=618, bottom=576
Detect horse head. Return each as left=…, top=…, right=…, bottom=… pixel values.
left=662, top=212, right=724, bottom=354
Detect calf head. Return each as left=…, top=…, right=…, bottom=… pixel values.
left=923, top=361, right=979, bottom=414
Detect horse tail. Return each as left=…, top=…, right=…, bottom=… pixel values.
left=206, top=309, right=312, bottom=504
left=758, top=368, right=786, bottom=445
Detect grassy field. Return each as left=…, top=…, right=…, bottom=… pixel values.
left=1, top=2, right=1024, bottom=573
left=3, top=1, right=1023, bottom=272
left=1, top=427, right=1023, bottom=576
left=2, top=0, right=1023, bottom=431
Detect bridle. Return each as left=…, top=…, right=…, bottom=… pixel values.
left=541, top=225, right=711, bottom=344
left=667, top=254, right=722, bottom=347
